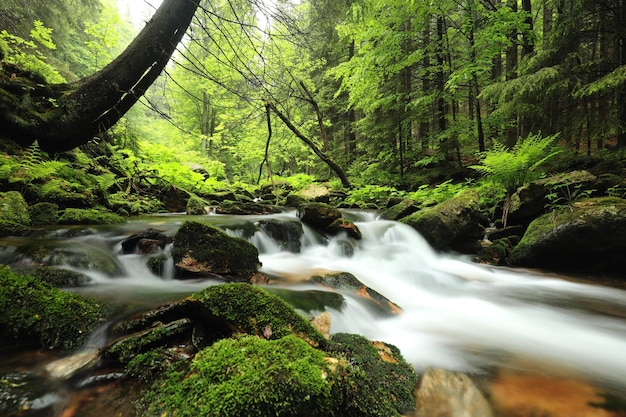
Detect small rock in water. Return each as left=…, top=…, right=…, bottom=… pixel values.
left=415, top=368, right=494, bottom=417
left=45, top=348, right=101, bottom=380
left=311, top=311, right=331, bottom=339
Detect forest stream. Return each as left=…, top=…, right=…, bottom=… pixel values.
left=1, top=210, right=626, bottom=416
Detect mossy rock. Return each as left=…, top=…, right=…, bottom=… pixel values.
left=11, top=240, right=122, bottom=275
left=0, top=191, right=31, bottom=236
left=297, top=202, right=342, bottom=231
left=191, top=283, right=326, bottom=347
left=0, top=266, right=110, bottom=349
left=58, top=207, right=125, bottom=225
left=400, top=190, right=485, bottom=252
left=215, top=201, right=282, bottom=215
left=31, top=266, right=91, bottom=287
left=172, top=221, right=260, bottom=278
left=185, top=196, right=208, bottom=215
left=509, top=197, right=626, bottom=273
left=380, top=198, right=419, bottom=221
left=142, top=335, right=340, bottom=417
left=326, top=333, right=418, bottom=416
left=28, top=202, right=59, bottom=226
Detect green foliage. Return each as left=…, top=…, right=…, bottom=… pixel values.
left=0, top=265, right=109, bottom=349
left=143, top=335, right=337, bottom=417
left=346, top=185, right=404, bottom=205
left=408, top=180, right=466, bottom=206
left=0, top=21, right=65, bottom=83
left=470, top=133, right=561, bottom=194
left=545, top=183, right=595, bottom=211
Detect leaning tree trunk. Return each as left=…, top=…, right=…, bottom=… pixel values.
left=0, top=0, right=200, bottom=153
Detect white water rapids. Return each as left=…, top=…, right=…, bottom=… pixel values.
left=50, top=211, right=626, bottom=390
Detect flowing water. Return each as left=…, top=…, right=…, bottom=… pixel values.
left=2, top=210, right=626, bottom=414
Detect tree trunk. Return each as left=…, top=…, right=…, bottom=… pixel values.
left=265, top=101, right=351, bottom=188
left=0, top=0, right=200, bottom=153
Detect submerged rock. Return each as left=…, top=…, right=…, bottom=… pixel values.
left=120, top=228, right=171, bottom=254
left=256, top=219, right=304, bottom=253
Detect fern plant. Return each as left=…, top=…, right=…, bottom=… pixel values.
left=471, top=133, right=561, bottom=226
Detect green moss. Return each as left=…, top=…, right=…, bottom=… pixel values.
left=191, top=283, right=326, bottom=347
left=143, top=335, right=339, bottom=417
left=0, top=266, right=109, bottom=349
left=326, top=333, right=418, bottom=416
left=58, top=207, right=125, bottom=225
left=28, top=202, right=59, bottom=226
left=31, top=266, right=91, bottom=287
left=172, top=221, right=259, bottom=275
left=0, top=191, right=31, bottom=236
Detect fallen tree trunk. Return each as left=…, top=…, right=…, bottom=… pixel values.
left=0, top=0, right=200, bottom=153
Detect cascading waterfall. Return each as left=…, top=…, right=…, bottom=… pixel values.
left=257, top=215, right=626, bottom=389
left=7, top=211, right=625, bottom=392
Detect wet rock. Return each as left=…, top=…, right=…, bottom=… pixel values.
left=509, top=197, right=626, bottom=273
left=121, top=228, right=171, bottom=254
left=45, top=348, right=101, bottom=380
left=414, top=368, right=494, bottom=417
left=172, top=221, right=260, bottom=279
left=298, top=202, right=361, bottom=239
left=162, top=186, right=188, bottom=212
left=400, top=190, right=485, bottom=252
left=257, top=219, right=303, bottom=253
left=104, top=318, right=194, bottom=363
left=298, top=202, right=342, bottom=229
left=310, top=272, right=401, bottom=316
left=0, top=371, right=61, bottom=416
left=328, top=217, right=362, bottom=240
left=488, top=371, right=622, bottom=417
left=10, top=240, right=122, bottom=275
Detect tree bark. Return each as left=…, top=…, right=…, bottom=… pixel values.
left=0, top=0, right=200, bottom=153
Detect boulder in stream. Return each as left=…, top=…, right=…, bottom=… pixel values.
left=0, top=266, right=110, bottom=350
left=509, top=197, right=626, bottom=273
left=172, top=221, right=261, bottom=280
left=298, top=202, right=362, bottom=239
left=400, top=190, right=485, bottom=252
left=256, top=219, right=304, bottom=253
